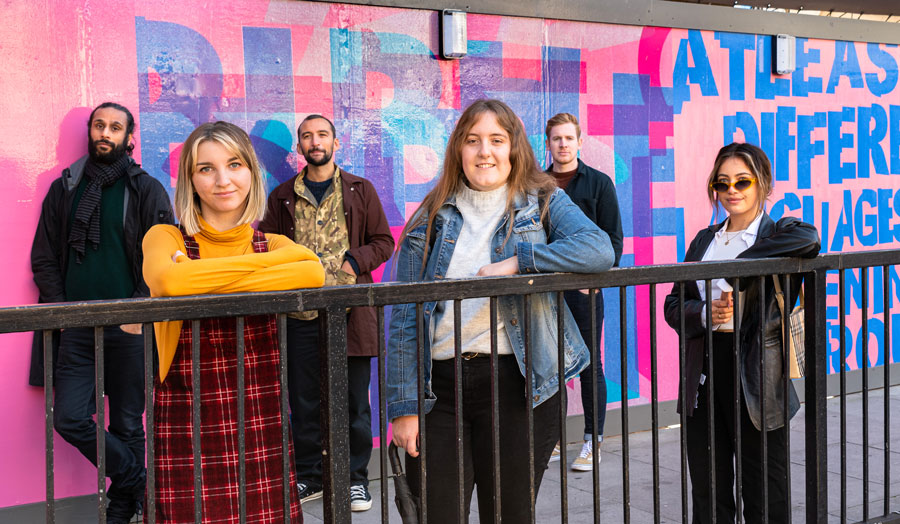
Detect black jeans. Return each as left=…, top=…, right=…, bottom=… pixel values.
left=406, top=355, right=562, bottom=523
left=286, top=317, right=372, bottom=487
left=564, top=289, right=607, bottom=439
left=686, top=332, right=789, bottom=524
left=54, top=326, right=146, bottom=514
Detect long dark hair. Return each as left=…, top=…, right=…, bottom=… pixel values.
left=397, top=99, right=556, bottom=264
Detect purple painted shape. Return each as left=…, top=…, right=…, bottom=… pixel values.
left=631, top=155, right=652, bottom=237
left=360, top=113, right=403, bottom=224
left=649, top=86, right=674, bottom=122
left=245, top=74, right=294, bottom=113
left=614, top=105, right=650, bottom=136
left=546, top=59, right=581, bottom=93
left=360, top=33, right=443, bottom=108
left=460, top=57, right=542, bottom=105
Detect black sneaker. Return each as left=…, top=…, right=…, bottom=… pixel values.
left=106, top=492, right=136, bottom=523
left=350, top=484, right=372, bottom=511
left=298, top=481, right=323, bottom=503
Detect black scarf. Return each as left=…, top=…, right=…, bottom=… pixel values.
left=68, top=155, right=131, bottom=263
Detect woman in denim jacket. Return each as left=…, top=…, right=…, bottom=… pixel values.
left=387, top=99, right=614, bottom=522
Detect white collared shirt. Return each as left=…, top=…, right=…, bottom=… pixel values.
left=697, top=212, right=764, bottom=330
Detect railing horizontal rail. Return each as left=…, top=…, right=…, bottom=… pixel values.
left=6, top=249, right=900, bottom=523
left=4, top=251, right=897, bottom=333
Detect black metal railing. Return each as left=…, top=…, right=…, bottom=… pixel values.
left=2, top=251, right=898, bottom=523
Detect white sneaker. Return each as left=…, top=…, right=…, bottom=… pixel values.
left=548, top=442, right=561, bottom=463
left=571, top=440, right=600, bottom=471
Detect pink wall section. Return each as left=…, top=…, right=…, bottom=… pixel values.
left=1, top=0, right=899, bottom=508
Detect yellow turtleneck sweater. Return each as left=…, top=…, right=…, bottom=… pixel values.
left=142, top=217, right=325, bottom=382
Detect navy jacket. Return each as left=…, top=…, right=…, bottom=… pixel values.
left=547, top=159, right=623, bottom=266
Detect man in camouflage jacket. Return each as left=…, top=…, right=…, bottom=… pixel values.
left=259, top=114, right=394, bottom=511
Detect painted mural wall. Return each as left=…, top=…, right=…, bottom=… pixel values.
left=1, top=0, right=898, bottom=508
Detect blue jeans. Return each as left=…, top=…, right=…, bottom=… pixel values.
left=564, top=290, right=607, bottom=441
left=54, top=326, right=146, bottom=515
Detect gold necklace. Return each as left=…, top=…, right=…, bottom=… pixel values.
left=723, top=230, right=743, bottom=245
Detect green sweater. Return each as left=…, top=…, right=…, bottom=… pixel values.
left=65, top=176, right=135, bottom=300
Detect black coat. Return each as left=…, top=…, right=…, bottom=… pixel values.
left=28, top=155, right=174, bottom=386
left=663, top=213, right=820, bottom=431
left=547, top=159, right=623, bottom=266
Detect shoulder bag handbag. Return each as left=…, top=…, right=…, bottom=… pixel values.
left=772, top=275, right=805, bottom=379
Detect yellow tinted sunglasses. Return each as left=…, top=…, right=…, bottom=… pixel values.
left=710, top=178, right=756, bottom=193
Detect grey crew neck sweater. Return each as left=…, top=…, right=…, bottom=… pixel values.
left=430, top=183, right=514, bottom=360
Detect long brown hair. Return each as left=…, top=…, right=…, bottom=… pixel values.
left=706, top=142, right=773, bottom=222
left=397, top=99, right=557, bottom=264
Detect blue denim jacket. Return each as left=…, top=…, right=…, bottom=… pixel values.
left=385, top=187, right=614, bottom=421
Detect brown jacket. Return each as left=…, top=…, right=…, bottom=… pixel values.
left=259, top=169, right=394, bottom=357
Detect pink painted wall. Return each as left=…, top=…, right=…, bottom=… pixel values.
left=1, top=0, right=899, bottom=508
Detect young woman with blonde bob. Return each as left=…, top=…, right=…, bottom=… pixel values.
left=143, top=121, right=324, bottom=522
left=664, top=142, right=819, bottom=524
left=386, top=99, right=614, bottom=522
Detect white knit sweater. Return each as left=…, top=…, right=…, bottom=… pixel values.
left=430, top=183, right=514, bottom=360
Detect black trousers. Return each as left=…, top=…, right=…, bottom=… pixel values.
left=406, top=355, right=562, bottom=524
left=286, top=317, right=372, bottom=487
left=564, top=289, right=607, bottom=439
left=54, top=326, right=146, bottom=517
left=685, top=332, right=789, bottom=524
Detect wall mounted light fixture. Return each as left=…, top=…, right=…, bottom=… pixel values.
left=774, top=34, right=796, bottom=74
left=440, top=9, right=467, bottom=59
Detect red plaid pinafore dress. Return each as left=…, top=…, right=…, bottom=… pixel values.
left=153, top=228, right=302, bottom=523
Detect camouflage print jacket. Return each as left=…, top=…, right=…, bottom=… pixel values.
left=259, top=168, right=394, bottom=357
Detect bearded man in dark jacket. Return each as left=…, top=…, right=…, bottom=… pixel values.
left=30, top=102, right=174, bottom=524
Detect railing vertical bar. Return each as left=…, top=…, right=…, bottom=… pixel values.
left=377, top=306, right=389, bottom=524
left=191, top=319, right=202, bottom=524
left=235, top=317, right=246, bottom=524
left=453, top=299, right=465, bottom=524
left=43, top=330, right=55, bottom=524
left=805, top=269, right=829, bottom=524
left=619, top=286, right=630, bottom=524
left=678, top=282, right=688, bottom=524
left=320, top=306, right=351, bottom=523
left=758, top=276, right=768, bottom=524
left=524, top=294, right=536, bottom=524
left=277, top=314, right=291, bottom=523
left=781, top=275, right=792, bottom=524
left=589, top=288, right=601, bottom=524
left=883, top=265, right=891, bottom=518
left=95, top=326, right=106, bottom=524
left=649, top=285, right=661, bottom=524
left=556, top=291, right=568, bottom=524
left=704, top=279, right=716, bottom=524
left=839, top=269, right=847, bottom=524
left=733, top=279, right=743, bottom=524
left=416, top=303, right=427, bottom=524
left=144, top=323, right=156, bottom=524
left=489, top=296, right=502, bottom=524
left=862, top=266, right=870, bottom=522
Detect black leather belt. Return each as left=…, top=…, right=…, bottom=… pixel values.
left=461, top=352, right=487, bottom=360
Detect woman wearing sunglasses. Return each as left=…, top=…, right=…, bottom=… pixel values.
left=664, top=142, right=819, bottom=524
